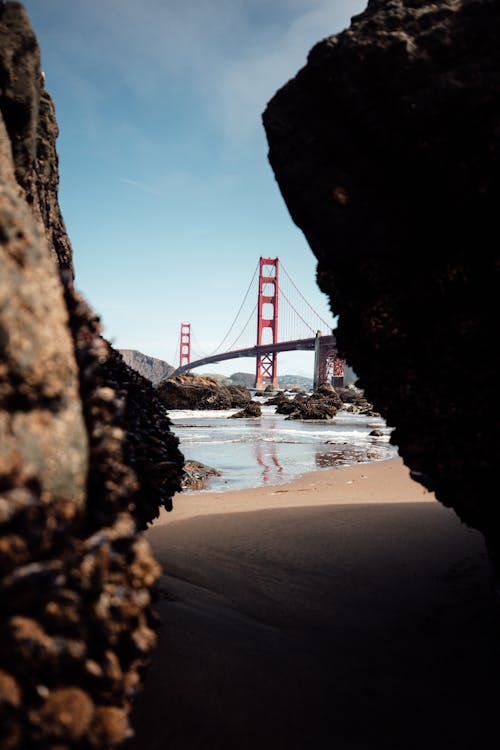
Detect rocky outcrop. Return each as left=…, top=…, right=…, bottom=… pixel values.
left=229, top=402, right=262, bottom=419
left=263, top=0, right=499, bottom=539
left=181, top=461, right=222, bottom=491
left=119, top=349, right=174, bottom=386
left=227, top=383, right=253, bottom=407
left=0, top=117, right=87, bottom=506
left=64, top=294, right=183, bottom=531
left=0, top=4, right=184, bottom=748
left=157, top=374, right=253, bottom=411
left=0, top=2, right=73, bottom=273
left=336, top=386, right=380, bottom=416
left=272, top=384, right=378, bottom=420
left=275, top=385, right=343, bottom=421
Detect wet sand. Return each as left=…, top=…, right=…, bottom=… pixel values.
left=125, top=458, right=499, bottom=750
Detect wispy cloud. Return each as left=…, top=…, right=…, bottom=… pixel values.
left=120, top=177, right=162, bottom=196
left=43, top=0, right=366, bottom=140
left=212, top=1, right=367, bottom=139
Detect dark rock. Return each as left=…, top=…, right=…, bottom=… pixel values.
left=263, top=0, right=499, bottom=538
left=336, top=386, right=379, bottom=416
left=369, top=429, right=384, bottom=437
left=275, top=395, right=301, bottom=415
left=63, top=291, right=184, bottom=530
left=229, top=402, right=262, bottom=418
left=0, top=3, right=73, bottom=274
left=309, top=385, right=343, bottom=409
left=157, top=373, right=252, bottom=411
left=275, top=387, right=343, bottom=421
left=226, top=383, right=253, bottom=407
left=0, top=5, right=184, bottom=748
left=285, top=401, right=337, bottom=421
left=0, top=116, right=87, bottom=505
left=265, top=392, right=291, bottom=406
left=181, top=461, right=222, bottom=491
left=336, top=386, right=365, bottom=405
left=315, top=382, right=334, bottom=394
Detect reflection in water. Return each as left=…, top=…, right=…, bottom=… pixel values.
left=255, top=443, right=284, bottom=483
left=169, top=407, right=398, bottom=492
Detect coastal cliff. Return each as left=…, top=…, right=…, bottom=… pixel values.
left=0, top=3, right=184, bottom=748
left=119, top=350, right=174, bottom=386
left=263, top=0, right=499, bottom=543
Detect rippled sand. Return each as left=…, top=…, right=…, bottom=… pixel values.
left=125, top=458, right=498, bottom=750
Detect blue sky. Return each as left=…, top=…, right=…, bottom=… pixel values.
left=23, top=0, right=365, bottom=377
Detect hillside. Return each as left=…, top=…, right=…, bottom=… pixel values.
left=120, top=349, right=174, bottom=384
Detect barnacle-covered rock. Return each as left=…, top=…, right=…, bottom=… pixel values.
left=0, top=4, right=185, bottom=748
left=229, top=402, right=262, bottom=418
left=157, top=373, right=253, bottom=411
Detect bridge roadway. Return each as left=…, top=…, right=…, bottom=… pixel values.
left=171, top=334, right=337, bottom=376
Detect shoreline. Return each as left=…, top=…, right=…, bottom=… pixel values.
left=158, top=456, right=435, bottom=526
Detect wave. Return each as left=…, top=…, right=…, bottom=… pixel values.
left=180, top=434, right=392, bottom=447
left=169, top=409, right=239, bottom=419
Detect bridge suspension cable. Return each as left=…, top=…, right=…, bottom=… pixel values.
left=277, top=285, right=317, bottom=337
left=207, top=260, right=259, bottom=356
left=279, top=261, right=333, bottom=333
left=190, top=329, right=210, bottom=361
left=225, top=302, right=258, bottom=352
left=173, top=338, right=180, bottom=369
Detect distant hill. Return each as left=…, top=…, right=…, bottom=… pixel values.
left=228, top=372, right=255, bottom=388
left=279, top=374, right=313, bottom=389
left=200, top=372, right=234, bottom=386
left=228, top=372, right=314, bottom=390
left=119, top=349, right=174, bottom=385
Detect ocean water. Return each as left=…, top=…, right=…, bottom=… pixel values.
left=168, top=400, right=398, bottom=493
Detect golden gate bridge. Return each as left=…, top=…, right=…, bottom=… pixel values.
left=171, top=257, right=345, bottom=390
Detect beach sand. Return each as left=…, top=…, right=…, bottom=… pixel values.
left=125, top=458, right=499, bottom=750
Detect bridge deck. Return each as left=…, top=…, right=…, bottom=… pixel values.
left=171, top=335, right=336, bottom=376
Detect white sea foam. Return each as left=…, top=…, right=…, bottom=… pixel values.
left=170, top=406, right=398, bottom=492
left=169, top=409, right=239, bottom=420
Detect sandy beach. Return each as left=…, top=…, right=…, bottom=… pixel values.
left=125, top=458, right=499, bottom=749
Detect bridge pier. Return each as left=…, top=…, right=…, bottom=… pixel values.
left=313, top=331, right=344, bottom=389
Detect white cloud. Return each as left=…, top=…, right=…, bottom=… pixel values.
left=214, top=1, right=366, bottom=139
left=49, top=0, right=366, bottom=139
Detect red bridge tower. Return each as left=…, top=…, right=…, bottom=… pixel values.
left=179, top=323, right=191, bottom=370
left=255, top=257, right=279, bottom=390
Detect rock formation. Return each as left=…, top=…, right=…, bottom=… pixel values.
left=0, top=2, right=73, bottom=274
left=226, top=383, right=254, bottom=407
left=0, top=3, right=184, bottom=748
left=273, top=386, right=339, bottom=420
left=263, top=0, right=499, bottom=546
left=157, top=373, right=253, bottom=411
left=335, top=386, right=380, bottom=416
left=181, top=461, right=222, bottom=491
left=271, top=384, right=377, bottom=421
left=229, top=402, right=262, bottom=419
left=118, top=349, right=174, bottom=386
